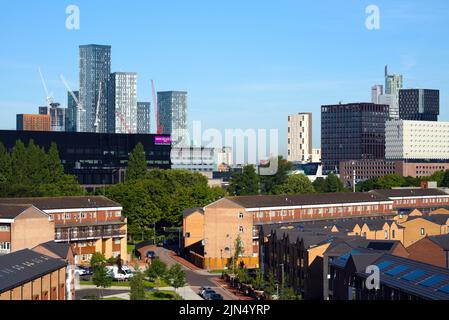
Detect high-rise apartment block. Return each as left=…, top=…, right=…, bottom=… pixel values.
left=66, top=91, right=82, bottom=132
left=39, top=103, right=67, bottom=132
left=321, top=103, right=389, bottom=173
left=399, top=89, right=439, bottom=121
left=137, top=102, right=151, bottom=134
left=384, top=66, right=403, bottom=119
left=79, top=44, right=111, bottom=133
left=157, top=91, right=188, bottom=147
left=371, top=85, right=383, bottom=104
left=287, top=113, right=313, bottom=163
left=16, top=114, right=51, bottom=132
left=107, top=72, right=138, bottom=134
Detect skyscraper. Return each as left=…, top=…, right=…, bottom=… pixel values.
left=107, top=72, right=138, bottom=134
left=371, top=85, right=383, bottom=104
left=399, top=89, right=439, bottom=121
left=321, top=103, right=389, bottom=173
left=157, top=91, right=188, bottom=147
left=79, top=44, right=111, bottom=133
left=287, top=113, right=313, bottom=163
left=67, top=91, right=79, bottom=132
left=384, top=65, right=402, bottom=119
left=137, top=102, right=151, bottom=134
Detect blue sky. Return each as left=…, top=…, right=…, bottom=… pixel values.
left=1, top=0, right=449, bottom=157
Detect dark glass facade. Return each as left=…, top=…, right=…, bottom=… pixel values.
left=399, top=89, right=439, bottom=121
left=0, top=130, right=171, bottom=185
left=321, top=103, right=389, bottom=173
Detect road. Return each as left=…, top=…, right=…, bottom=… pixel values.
left=154, top=247, right=238, bottom=300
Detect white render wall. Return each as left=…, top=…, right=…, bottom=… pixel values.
left=288, top=113, right=312, bottom=163
left=386, top=119, right=449, bottom=160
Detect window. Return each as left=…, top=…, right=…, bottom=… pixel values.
left=115, top=211, right=121, bottom=217
left=0, top=242, right=11, bottom=250
left=421, top=228, right=425, bottom=236
left=239, top=226, right=244, bottom=233
left=81, top=213, right=87, bottom=219
left=185, top=232, right=191, bottom=238
left=239, top=212, right=244, bottom=219
left=384, top=230, right=388, bottom=239
left=0, top=225, right=10, bottom=232
left=64, top=213, right=71, bottom=219
left=392, top=230, right=396, bottom=239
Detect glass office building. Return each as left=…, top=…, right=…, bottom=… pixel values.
left=79, top=44, right=111, bottom=133
left=399, top=89, right=439, bottom=121
left=0, top=130, right=171, bottom=185
left=157, top=91, right=188, bottom=147
left=321, top=103, right=390, bottom=173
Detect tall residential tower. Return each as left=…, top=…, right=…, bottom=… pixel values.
left=287, top=113, right=313, bottom=163
left=157, top=91, right=188, bottom=147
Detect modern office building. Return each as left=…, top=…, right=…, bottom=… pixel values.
left=321, top=103, right=389, bottom=173
left=339, top=159, right=449, bottom=186
left=137, top=102, right=151, bottom=134
left=16, top=114, right=51, bottom=132
left=215, top=146, right=233, bottom=171
left=288, top=113, right=313, bottom=163
left=371, top=85, right=384, bottom=104
left=171, top=147, right=216, bottom=172
left=312, top=148, right=321, bottom=162
left=107, top=72, right=138, bottom=134
left=399, top=89, right=440, bottom=121
left=79, top=44, right=111, bottom=133
left=379, top=94, right=398, bottom=119
left=39, top=103, right=67, bottom=132
left=385, top=120, right=449, bottom=160
left=157, top=91, right=188, bottom=147
left=0, top=130, right=171, bottom=185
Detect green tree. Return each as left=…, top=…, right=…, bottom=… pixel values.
left=0, top=142, right=11, bottom=184
left=252, top=270, right=265, bottom=291
left=441, top=170, right=449, bottom=188
left=323, top=173, right=345, bottom=193
left=280, top=287, right=301, bottom=300
left=146, top=258, right=167, bottom=289
left=126, top=143, right=148, bottom=182
left=312, top=177, right=326, bottom=193
left=166, top=263, right=186, bottom=292
left=264, top=272, right=278, bottom=299
left=130, top=271, right=147, bottom=300
left=273, top=174, right=315, bottom=195
left=229, top=235, right=245, bottom=275
left=90, top=253, right=112, bottom=299
left=228, top=165, right=260, bottom=196
left=260, top=156, right=293, bottom=194
left=10, top=140, right=27, bottom=183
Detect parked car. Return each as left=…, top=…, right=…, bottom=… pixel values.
left=78, top=266, right=93, bottom=275
left=146, top=250, right=156, bottom=259
left=157, top=242, right=164, bottom=247
left=106, top=266, right=133, bottom=281
left=74, top=266, right=88, bottom=277
left=198, top=286, right=213, bottom=297
left=202, top=289, right=217, bottom=300
left=208, top=293, right=224, bottom=300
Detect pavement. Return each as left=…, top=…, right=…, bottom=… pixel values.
left=153, top=246, right=240, bottom=300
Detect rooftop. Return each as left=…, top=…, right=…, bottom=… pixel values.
left=0, top=204, right=33, bottom=219
left=0, top=196, right=121, bottom=211
left=33, top=241, right=72, bottom=260
left=0, top=249, right=66, bottom=293
left=371, top=188, right=448, bottom=198
left=228, top=192, right=391, bottom=209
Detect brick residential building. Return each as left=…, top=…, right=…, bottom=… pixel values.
left=0, top=196, right=127, bottom=265
left=0, top=204, right=54, bottom=255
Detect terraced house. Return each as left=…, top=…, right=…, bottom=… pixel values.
left=0, top=196, right=127, bottom=265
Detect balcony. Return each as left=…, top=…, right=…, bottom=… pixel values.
left=0, top=249, right=10, bottom=255
left=55, top=228, right=126, bottom=241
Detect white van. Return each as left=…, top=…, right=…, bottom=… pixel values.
left=106, top=266, right=133, bottom=281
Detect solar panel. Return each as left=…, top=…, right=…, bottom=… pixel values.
left=419, top=275, right=448, bottom=287
left=401, top=269, right=427, bottom=281
left=385, top=265, right=410, bottom=276
left=438, top=284, right=449, bottom=294
left=377, top=261, right=393, bottom=270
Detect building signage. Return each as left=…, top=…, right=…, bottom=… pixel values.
left=155, top=136, right=171, bottom=145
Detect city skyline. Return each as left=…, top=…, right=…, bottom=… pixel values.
left=1, top=1, right=449, bottom=157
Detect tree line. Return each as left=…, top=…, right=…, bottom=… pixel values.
left=227, top=156, right=347, bottom=196
left=0, top=140, right=84, bottom=197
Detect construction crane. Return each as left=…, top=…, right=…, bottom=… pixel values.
left=94, top=81, right=102, bottom=133
left=38, top=67, right=54, bottom=107
left=115, top=111, right=132, bottom=134
left=151, top=80, right=163, bottom=134
left=60, top=74, right=86, bottom=132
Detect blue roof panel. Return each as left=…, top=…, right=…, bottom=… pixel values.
left=385, top=265, right=409, bottom=276
left=377, top=261, right=393, bottom=270
left=419, top=275, right=448, bottom=287
left=401, top=269, right=427, bottom=281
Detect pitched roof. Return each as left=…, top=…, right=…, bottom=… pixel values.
left=183, top=207, right=204, bottom=218
left=34, top=241, right=72, bottom=260
left=0, top=196, right=121, bottom=211
left=228, top=192, right=391, bottom=209
left=371, top=188, right=448, bottom=198
left=428, top=234, right=449, bottom=251
left=424, top=214, right=449, bottom=225
left=0, top=249, right=66, bottom=293
left=0, top=204, right=33, bottom=219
